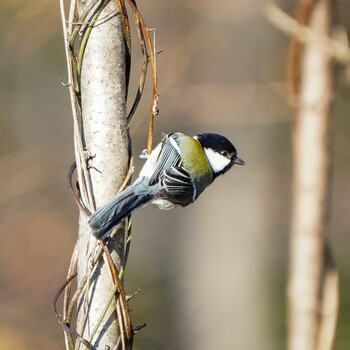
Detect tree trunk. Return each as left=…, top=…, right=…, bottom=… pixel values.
left=288, top=1, right=335, bottom=349
left=75, top=1, right=130, bottom=348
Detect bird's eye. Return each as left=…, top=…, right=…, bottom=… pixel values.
left=220, top=150, right=229, bottom=157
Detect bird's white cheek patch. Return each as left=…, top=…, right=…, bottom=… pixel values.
left=204, top=148, right=231, bottom=173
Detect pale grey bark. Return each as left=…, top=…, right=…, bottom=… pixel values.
left=75, top=1, right=130, bottom=348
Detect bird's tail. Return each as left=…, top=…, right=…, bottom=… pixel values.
left=88, top=177, right=153, bottom=239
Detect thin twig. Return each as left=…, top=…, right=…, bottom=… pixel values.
left=117, top=0, right=131, bottom=55
left=76, top=0, right=108, bottom=89
left=103, top=245, right=133, bottom=346
left=127, top=6, right=149, bottom=123
left=68, top=0, right=76, bottom=34
left=265, top=1, right=350, bottom=63
left=63, top=242, right=79, bottom=350
left=70, top=0, right=100, bottom=43
left=126, top=0, right=158, bottom=154
left=60, top=0, right=95, bottom=211
left=52, top=273, right=96, bottom=350
left=67, top=162, right=91, bottom=216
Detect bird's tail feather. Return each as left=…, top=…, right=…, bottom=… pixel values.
left=89, top=178, right=153, bottom=239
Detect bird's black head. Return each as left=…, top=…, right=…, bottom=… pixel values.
left=196, top=133, right=245, bottom=177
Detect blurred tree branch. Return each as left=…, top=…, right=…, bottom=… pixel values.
left=266, top=1, right=340, bottom=349
left=266, top=1, right=350, bottom=63
left=270, top=1, right=339, bottom=349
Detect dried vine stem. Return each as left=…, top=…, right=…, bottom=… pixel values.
left=103, top=245, right=133, bottom=347
left=126, top=0, right=159, bottom=153
left=63, top=243, right=79, bottom=349
left=52, top=273, right=96, bottom=350
left=60, top=0, right=95, bottom=211
left=127, top=5, right=148, bottom=123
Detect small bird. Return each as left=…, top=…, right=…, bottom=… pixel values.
left=89, top=132, right=245, bottom=239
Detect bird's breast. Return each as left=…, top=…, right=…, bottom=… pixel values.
left=179, top=136, right=213, bottom=195
left=151, top=198, right=178, bottom=210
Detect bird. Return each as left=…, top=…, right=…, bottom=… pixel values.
left=89, top=132, right=245, bottom=240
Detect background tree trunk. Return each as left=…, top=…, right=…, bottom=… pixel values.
left=288, top=1, right=337, bottom=350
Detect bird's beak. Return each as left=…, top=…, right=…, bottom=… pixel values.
left=234, top=156, right=245, bottom=165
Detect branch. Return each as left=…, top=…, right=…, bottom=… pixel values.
left=286, top=1, right=338, bottom=350
left=265, top=1, right=350, bottom=64
left=56, top=1, right=159, bottom=348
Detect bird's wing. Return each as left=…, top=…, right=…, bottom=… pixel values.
left=157, top=166, right=195, bottom=206
left=148, top=133, right=182, bottom=186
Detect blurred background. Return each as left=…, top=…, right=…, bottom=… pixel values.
left=0, top=0, right=350, bottom=349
